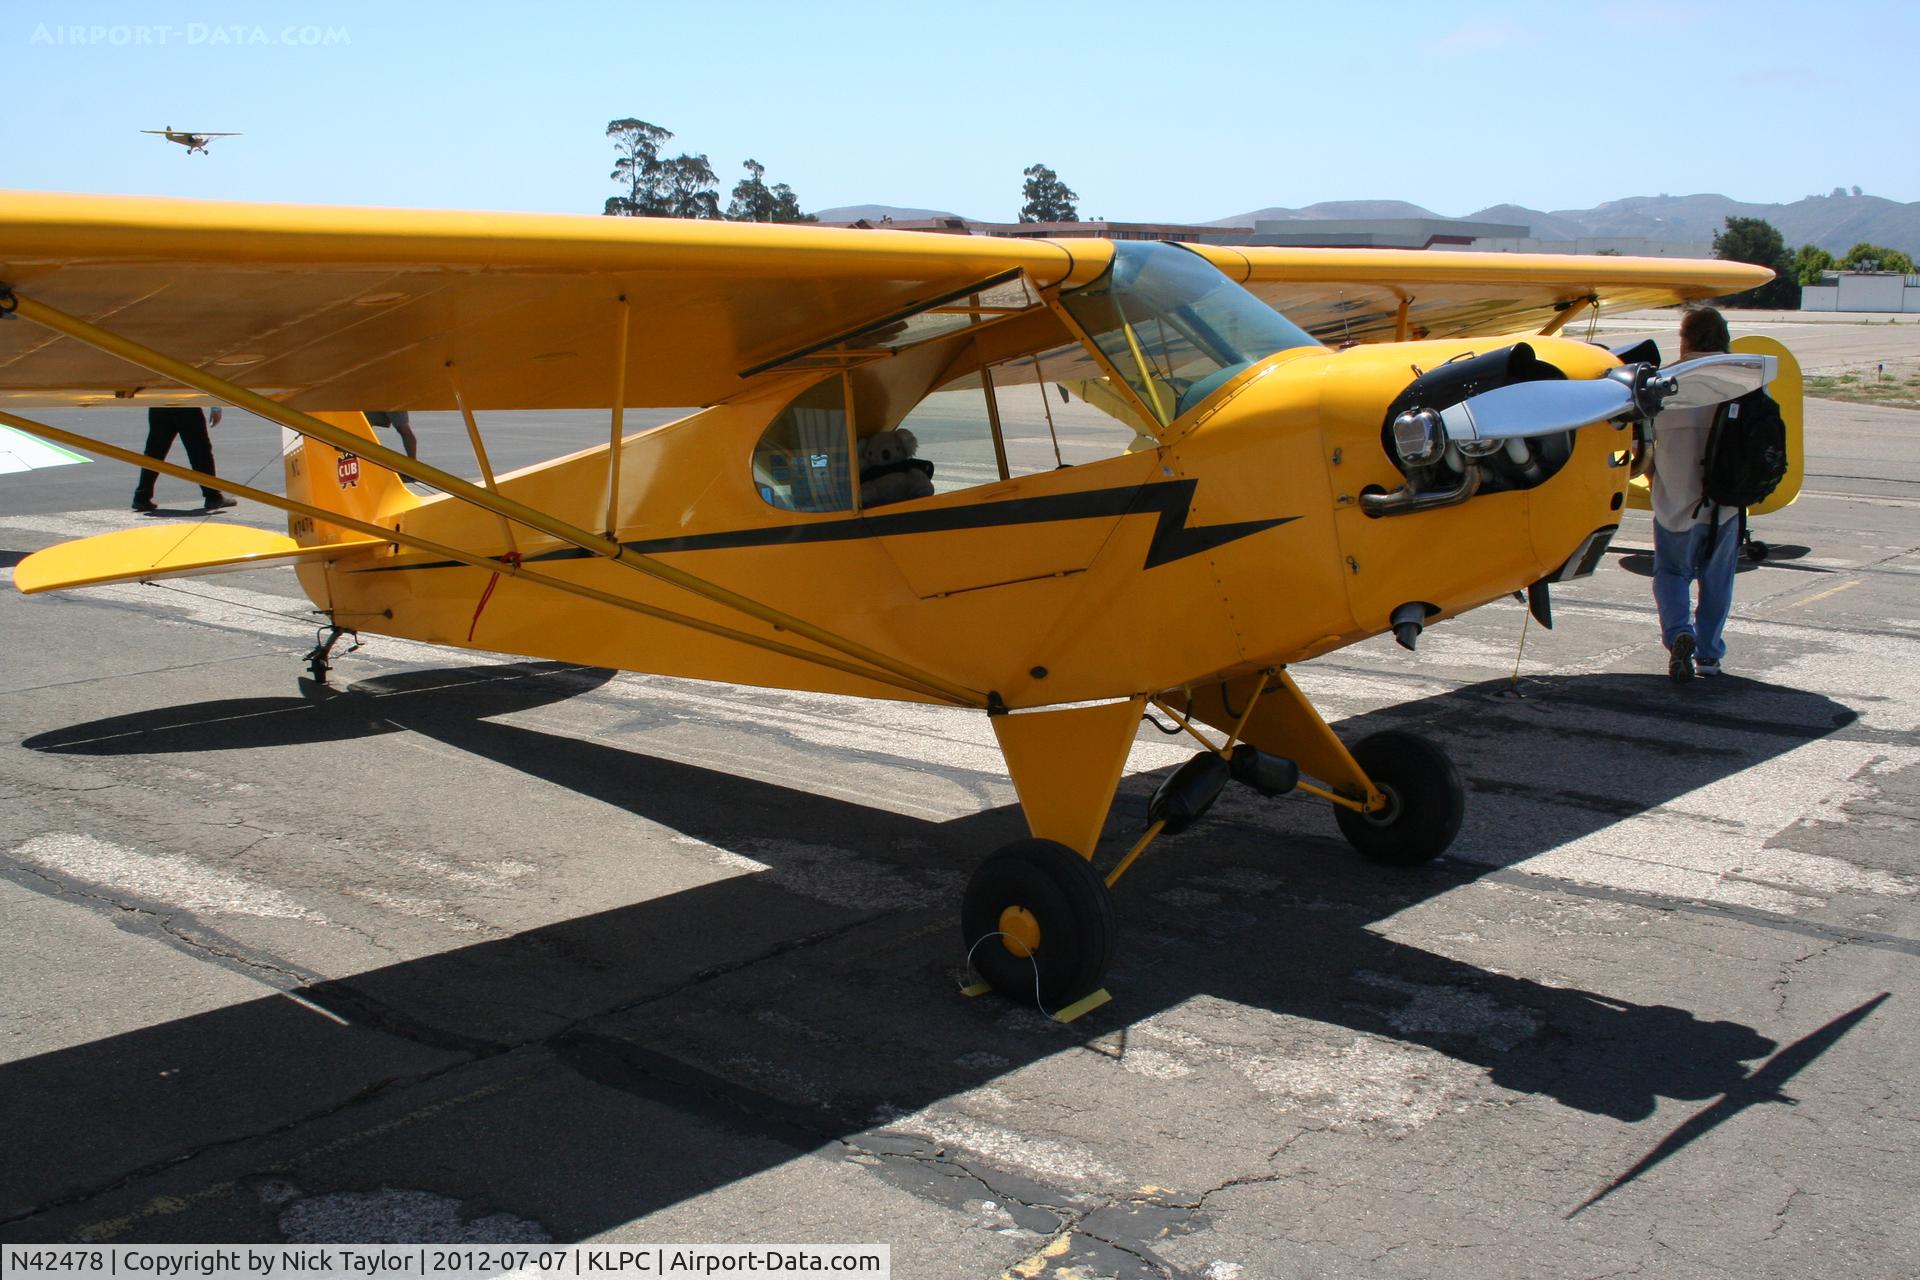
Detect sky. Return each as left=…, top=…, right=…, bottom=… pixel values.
left=6, top=0, right=1916, bottom=224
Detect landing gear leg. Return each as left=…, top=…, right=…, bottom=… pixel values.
left=303, top=624, right=359, bottom=685
left=970, top=697, right=1143, bottom=1011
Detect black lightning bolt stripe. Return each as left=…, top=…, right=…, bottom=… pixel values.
left=352, top=479, right=1293, bottom=576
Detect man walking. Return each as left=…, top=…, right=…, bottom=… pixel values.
left=1648, top=307, right=1738, bottom=682
left=132, top=405, right=235, bottom=512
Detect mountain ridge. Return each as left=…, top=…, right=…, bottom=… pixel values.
left=1212, top=192, right=1917, bottom=257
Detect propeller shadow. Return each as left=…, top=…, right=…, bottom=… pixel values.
left=1567, top=992, right=1891, bottom=1215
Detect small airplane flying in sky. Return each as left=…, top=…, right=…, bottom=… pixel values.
left=0, top=192, right=1796, bottom=1019
left=140, top=127, right=240, bottom=156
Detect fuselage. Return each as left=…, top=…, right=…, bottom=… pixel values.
left=292, top=246, right=1628, bottom=709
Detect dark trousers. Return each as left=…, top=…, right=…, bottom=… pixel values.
left=133, top=408, right=223, bottom=504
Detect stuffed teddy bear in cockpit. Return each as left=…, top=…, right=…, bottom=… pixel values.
left=858, top=428, right=935, bottom=507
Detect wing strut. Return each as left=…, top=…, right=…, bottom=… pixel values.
left=1, top=287, right=989, bottom=709
left=1538, top=293, right=1599, bottom=338
left=444, top=361, right=518, bottom=555
left=604, top=295, right=630, bottom=537
left=0, top=407, right=963, bottom=703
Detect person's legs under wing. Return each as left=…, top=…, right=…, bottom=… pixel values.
left=178, top=414, right=224, bottom=505
left=1651, top=520, right=1702, bottom=651
left=1693, top=515, right=1741, bottom=664
left=132, top=413, right=183, bottom=506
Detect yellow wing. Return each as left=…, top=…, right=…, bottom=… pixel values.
left=0, top=192, right=1769, bottom=412
left=0, top=191, right=1095, bottom=412
left=1187, top=244, right=1771, bottom=343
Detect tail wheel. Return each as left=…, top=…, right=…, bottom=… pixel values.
left=961, top=838, right=1115, bottom=1008
left=1746, top=540, right=1770, bottom=562
left=1334, top=730, right=1465, bottom=867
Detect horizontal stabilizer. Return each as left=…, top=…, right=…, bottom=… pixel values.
left=14, top=524, right=383, bottom=594
left=0, top=423, right=89, bottom=474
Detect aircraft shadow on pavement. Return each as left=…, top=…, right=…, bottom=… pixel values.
left=1613, top=542, right=1816, bottom=577
left=21, top=662, right=617, bottom=755
left=2, top=662, right=1867, bottom=1242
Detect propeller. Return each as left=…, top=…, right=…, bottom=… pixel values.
left=1656, top=352, right=1778, bottom=409
left=1418, top=352, right=1777, bottom=452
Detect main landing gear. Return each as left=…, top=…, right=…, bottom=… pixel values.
left=961, top=676, right=1466, bottom=1013
left=1332, top=731, right=1466, bottom=867
left=962, top=839, right=1116, bottom=1010
left=1738, top=507, right=1769, bottom=563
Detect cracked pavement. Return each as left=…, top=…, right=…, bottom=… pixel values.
left=2, top=349, right=1917, bottom=1278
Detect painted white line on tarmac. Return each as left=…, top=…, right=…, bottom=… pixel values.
left=11, top=831, right=326, bottom=921
left=1797, top=489, right=1920, bottom=508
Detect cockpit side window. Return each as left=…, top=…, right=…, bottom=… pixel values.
left=751, top=377, right=853, bottom=513
left=881, top=345, right=1150, bottom=502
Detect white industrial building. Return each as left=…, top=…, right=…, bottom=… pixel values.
left=1801, top=271, right=1920, bottom=312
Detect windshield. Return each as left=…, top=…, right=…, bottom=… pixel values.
left=1061, top=241, right=1319, bottom=427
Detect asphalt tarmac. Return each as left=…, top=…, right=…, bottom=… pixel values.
left=2, top=318, right=1916, bottom=1278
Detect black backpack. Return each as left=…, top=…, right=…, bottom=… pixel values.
left=1699, top=388, right=1788, bottom=512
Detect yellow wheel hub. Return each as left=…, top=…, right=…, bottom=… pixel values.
left=998, top=905, right=1042, bottom=958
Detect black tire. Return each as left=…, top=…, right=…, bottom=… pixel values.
left=961, top=838, right=1115, bottom=1008
left=1746, top=540, right=1769, bottom=562
left=1334, top=731, right=1465, bottom=867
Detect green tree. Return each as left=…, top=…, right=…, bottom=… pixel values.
left=1019, top=163, right=1079, bottom=223
left=658, top=153, right=722, bottom=220
left=605, top=118, right=672, bottom=216
left=1791, top=244, right=1834, bottom=286
left=726, top=159, right=817, bottom=223
left=1712, top=216, right=1797, bottom=308
left=1839, top=242, right=1916, bottom=273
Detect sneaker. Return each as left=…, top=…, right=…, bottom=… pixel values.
left=1668, top=633, right=1696, bottom=684
left=202, top=496, right=237, bottom=511
left=1697, top=660, right=1722, bottom=677
left=131, top=498, right=157, bottom=512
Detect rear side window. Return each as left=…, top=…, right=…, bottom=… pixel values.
left=752, top=378, right=853, bottom=512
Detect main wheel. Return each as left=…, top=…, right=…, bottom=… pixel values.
left=961, top=838, right=1115, bottom=1008
left=1746, top=539, right=1770, bottom=562
left=1334, top=730, right=1465, bottom=867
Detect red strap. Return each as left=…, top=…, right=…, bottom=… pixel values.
left=466, top=552, right=522, bottom=641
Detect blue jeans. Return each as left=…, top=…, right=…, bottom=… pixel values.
left=1653, top=518, right=1739, bottom=662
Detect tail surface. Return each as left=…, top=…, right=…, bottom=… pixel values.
left=282, top=412, right=419, bottom=546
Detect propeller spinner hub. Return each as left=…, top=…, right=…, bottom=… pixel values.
left=1604, top=363, right=1674, bottom=418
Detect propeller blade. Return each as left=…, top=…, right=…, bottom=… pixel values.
left=1437, top=378, right=1636, bottom=444
left=1658, top=352, right=1778, bottom=410
left=1434, top=352, right=1779, bottom=447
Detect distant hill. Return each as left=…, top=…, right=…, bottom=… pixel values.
left=813, top=203, right=969, bottom=224
left=1213, top=200, right=1448, bottom=225
left=1470, top=203, right=1589, bottom=241
left=1213, top=192, right=1920, bottom=257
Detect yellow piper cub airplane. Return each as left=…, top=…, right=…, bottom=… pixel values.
left=0, top=193, right=1780, bottom=1016
left=140, top=127, right=242, bottom=156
